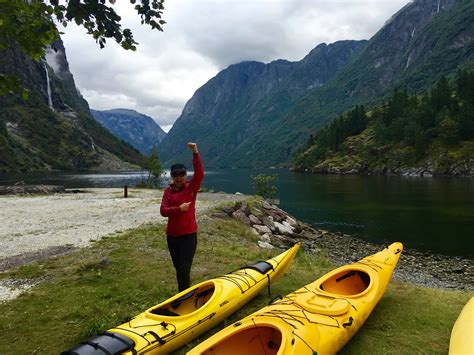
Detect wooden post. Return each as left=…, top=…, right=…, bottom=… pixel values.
left=124, top=185, right=128, bottom=198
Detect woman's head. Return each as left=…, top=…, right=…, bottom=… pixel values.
left=170, top=163, right=187, bottom=188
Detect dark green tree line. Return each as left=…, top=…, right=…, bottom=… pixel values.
left=374, top=71, right=474, bottom=155
left=294, top=70, right=474, bottom=166
left=297, top=105, right=367, bottom=160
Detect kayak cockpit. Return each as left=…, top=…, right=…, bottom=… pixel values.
left=319, top=269, right=371, bottom=296
left=148, top=282, right=215, bottom=317
left=202, top=325, right=282, bottom=355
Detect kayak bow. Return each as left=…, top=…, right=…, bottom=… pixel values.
left=188, top=242, right=403, bottom=355
left=62, top=243, right=300, bottom=354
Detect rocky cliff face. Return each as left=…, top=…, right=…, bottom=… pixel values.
left=0, top=39, right=143, bottom=172
left=159, top=40, right=365, bottom=167
left=158, top=0, right=473, bottom=168
left=91, top=109, right=167, bottom=155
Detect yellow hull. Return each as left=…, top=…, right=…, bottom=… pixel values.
left=188, top=242, right=403, bottom=355
left=449, top=297, right=474, bottom=355
left=62, top=243, right=300, bottom=354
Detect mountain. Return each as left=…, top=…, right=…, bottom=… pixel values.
left=0, top=39, right=144, bottom=173
left=158, top=40, right=366, bottom=167
left=158, top=0, right=474, bottom=168
left=91, top=109, right=167, bottom=155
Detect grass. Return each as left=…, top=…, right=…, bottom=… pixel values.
left=0, top=215, right=471, bottom=354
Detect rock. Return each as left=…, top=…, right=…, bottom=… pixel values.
left=221, top=206, right=236, bottom=215
left=267, top=209, right=285, bottom=222
left=249, top=214, right=261, bottom=225
left=258, top=241, right=274, bottom=249
left=231, top=210, right=250, bottom=225
left=250, top=228, right=260, bottom=237
left=253, top=224, right=272, bottom=235
left=285, top=216, right=297, bottom=226
left=262, top=200, right=273, bottom=210
left=274, top=221, right=294, bottom=235
left=259, top=233, right=271, bottom=243
left=282, top=221, right=295, bottom=231
left=261, top=216, right=275, bottom=231
left=211, top=212, right=229, bottom=219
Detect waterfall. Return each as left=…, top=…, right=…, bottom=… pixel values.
left=44, top=62, right=54, bottom=110
left=437, top=0, right=441, bottom=13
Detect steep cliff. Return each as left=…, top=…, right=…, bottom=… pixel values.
left=0, top=39, right=143, bottom=172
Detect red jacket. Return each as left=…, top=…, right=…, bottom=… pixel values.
left=160, top=153, right=204, bottom=237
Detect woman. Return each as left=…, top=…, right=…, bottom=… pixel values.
left=160, top=142, right=204, bottom=292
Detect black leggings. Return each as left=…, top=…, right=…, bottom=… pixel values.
left=167, top=233, right=197, bottom=292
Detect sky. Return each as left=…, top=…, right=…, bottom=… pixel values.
left=60, top=0, right=411, bottom=132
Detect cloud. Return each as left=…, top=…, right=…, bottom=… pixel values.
left=60, top=0, right=410, bottom=129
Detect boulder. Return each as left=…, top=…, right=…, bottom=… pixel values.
left=274, top=221, right=294, bottom=235
left=231, top=210, right=250, bottom=225
left=261, top=216, right=275, bottom=231
left=285, top=216, right=297, bottom=226
left=253, top=224, right=272, bottom=235
left=249, top=214, right=262, bottom=225
left=258, top=241, right=274, bottom=249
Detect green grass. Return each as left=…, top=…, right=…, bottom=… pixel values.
left=0, top=216, right=471, bottom=354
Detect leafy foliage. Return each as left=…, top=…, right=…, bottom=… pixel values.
left=251, top=174, right=278, bottom=199
left=0, top=0, right=166, bottom=94
left=141, top=145, right=163, bottom=188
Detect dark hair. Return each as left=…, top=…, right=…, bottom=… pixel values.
left=170, top=163, right=186, bottom=177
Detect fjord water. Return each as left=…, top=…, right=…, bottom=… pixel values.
left=1, top=169, right=472, bottom=258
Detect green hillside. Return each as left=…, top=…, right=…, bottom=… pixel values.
left=293, top=70, right=474, bottom=176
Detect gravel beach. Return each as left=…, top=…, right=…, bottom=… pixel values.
left=0, top=188, right=247, bottom=301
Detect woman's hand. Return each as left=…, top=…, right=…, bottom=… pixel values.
left=187, top=142, right=198, bottom=154
left=179, top=202, right=191, bottom=211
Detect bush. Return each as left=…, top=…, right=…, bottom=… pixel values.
left=251, top=174, right=278, bottom=199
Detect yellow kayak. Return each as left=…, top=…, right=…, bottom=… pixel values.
left=62, top=243, right=300, bottom=354
left=449, top=297, right=474, bottom=354
left=188, top=242, right=403, bottom=355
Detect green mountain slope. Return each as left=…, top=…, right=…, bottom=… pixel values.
left=293, top=71, right=474, bottom=176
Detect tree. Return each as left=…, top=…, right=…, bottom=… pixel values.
left=142, top=145, right=163, bottom=188
left=251, top=174, right=278, bottom=199
left=0, top=0, right=166, bottom=95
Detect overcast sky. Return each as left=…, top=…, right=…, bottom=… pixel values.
left=61, top=0, right=410, bottom=132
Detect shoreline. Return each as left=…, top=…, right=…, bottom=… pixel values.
left=313, top=230, right=473, bottom=291
left=0, top=189, right=472, bottom=302
left=219, top=199, right=473, bottom=291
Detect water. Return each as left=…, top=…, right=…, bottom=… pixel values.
left=43, top=62, right=53, bottom=110
left=1, top=169, right=472, bottom=258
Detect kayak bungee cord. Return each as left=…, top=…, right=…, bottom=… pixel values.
left=292, top=330, right=318, bottom=353
left=356, top=259, right=383, bottom=271
left=252, top=318, right=269, bottom=355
